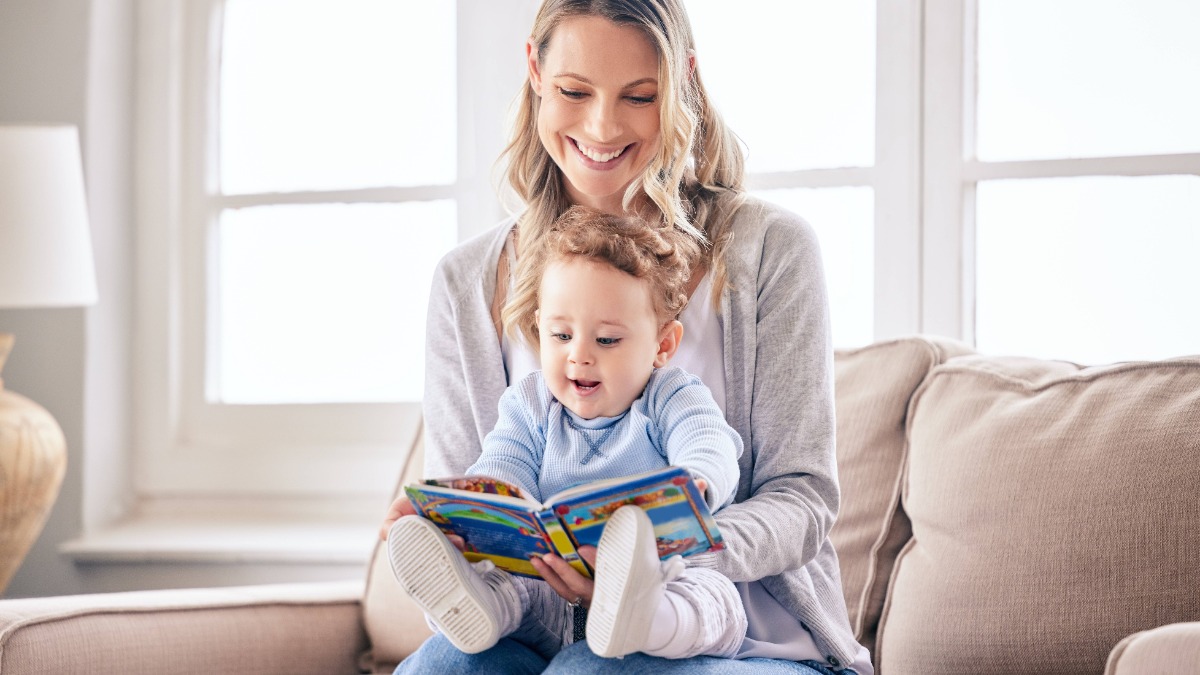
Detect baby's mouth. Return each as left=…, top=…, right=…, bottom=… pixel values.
left=573, top=379, right=600, bottom=392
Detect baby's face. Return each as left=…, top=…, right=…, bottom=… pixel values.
left=537, top=257, right=670, bottom=419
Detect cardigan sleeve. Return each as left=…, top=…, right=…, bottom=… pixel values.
left=420, top=225, right=512, bottom=478
left=708, top=205, right=841, bottom=582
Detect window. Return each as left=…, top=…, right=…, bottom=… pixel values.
left=968, top=0, right=1200, bottom=362
left=135, top=1, right=533, bottom=507
left=686, top=0, right=878, bottom=349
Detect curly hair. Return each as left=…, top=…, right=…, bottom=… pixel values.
left=503, top=206, right=701, bottom=347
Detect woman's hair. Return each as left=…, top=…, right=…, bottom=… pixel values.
left=501, top=0, right=746, bottom=334
left=505, top=206, right=701, bottom=347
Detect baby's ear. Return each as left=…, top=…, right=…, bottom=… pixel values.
left=654, top=320, right=684, bottom=367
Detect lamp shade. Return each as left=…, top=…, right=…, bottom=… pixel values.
left=0, top=125, right=98, bottom=308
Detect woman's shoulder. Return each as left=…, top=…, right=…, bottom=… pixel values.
left=728, top=194, right=818, bottom=242
left=725, top=194, right=823, bottom=262
left=432, top=216, right=516, bottom=297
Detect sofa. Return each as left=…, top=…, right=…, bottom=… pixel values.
left=1, top=336, right=1197, bottom=674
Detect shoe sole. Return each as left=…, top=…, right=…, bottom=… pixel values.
left=387, top=517, right=500, bottom=654
left=588, top=506, right=659, bottom=658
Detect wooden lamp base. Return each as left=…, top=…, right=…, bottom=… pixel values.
left=0, top=333, right=68, bottom=593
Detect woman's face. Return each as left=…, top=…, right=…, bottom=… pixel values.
left=527, top=16, right=662, bottom=214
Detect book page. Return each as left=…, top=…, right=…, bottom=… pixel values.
left=550, top=466, right=726, bottom=559
left=404, top=485, right=551, bottom=578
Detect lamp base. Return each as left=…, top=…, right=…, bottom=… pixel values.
left=0, top=333, right=68, bottom=593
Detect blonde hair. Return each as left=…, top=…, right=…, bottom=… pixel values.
left=502, top=0, right=746, bottom=340
left=506, top=206, right=700, bottom=347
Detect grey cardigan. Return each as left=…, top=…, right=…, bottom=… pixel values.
left=420, top=196, right=860, bottom=668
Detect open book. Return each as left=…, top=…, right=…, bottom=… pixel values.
left=404, top=465, right=725, bottom=579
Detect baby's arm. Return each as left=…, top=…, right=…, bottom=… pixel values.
left=649, top=368, right=743, bottom=511
left=464, top=373, right=549, bottom=501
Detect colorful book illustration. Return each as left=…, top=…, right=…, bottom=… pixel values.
left=404, top=465, right=725, bottom=579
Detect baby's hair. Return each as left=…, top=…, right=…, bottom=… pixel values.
left=504, top=205, right=701, bottom=348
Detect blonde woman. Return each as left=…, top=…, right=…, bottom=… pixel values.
left=382, top=0, right=872, bottom=672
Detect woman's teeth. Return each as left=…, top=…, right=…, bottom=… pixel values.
left=577, top=142, right=625, bottom=163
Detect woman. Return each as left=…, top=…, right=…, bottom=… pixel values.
left=396, top=0, right=871, bottom=672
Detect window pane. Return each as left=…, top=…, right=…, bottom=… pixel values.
left=977, top=0, right=1200, bottom=161
left=754, top=187, right=874, bottom=348
left=217, top=201, right=456, bottom=403
left=976, top=176, right=1200, bottom=363
left=686, top=0, right=874, bottom=173
left=220, top=0, right=455, bottom=194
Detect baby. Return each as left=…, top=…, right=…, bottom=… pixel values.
left=384, top=206, right=747, bottom=660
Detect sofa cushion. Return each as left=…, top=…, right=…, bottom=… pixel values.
left=877, top=354, right=1200, bottom=674
left=830, top=336, right=973, bottom=655
left=361, top=426, right=434, bottom=673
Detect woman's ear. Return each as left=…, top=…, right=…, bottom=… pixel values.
left=654, top=320, right=684, bottom=368
left=527, top=39, right=543, bottom=95
left=686, top=49, right=697, bottom=80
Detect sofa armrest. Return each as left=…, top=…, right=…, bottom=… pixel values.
left=0, top=580, right=367, bottom=675
left=1105, top=622, right=1200, bottom=675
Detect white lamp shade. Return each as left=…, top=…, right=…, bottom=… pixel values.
left=0, top=126, right=98, bottom=308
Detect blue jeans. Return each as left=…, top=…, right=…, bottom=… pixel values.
left=393, top=633, right=858, bottom=675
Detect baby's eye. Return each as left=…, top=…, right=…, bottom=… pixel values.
left=596, top=337, right=621, bottom=346
left=550, top=332, right=571, bottom=342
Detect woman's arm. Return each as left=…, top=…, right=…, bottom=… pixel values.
left=420, top=228, right=512, bottom=478
left=708, top=206, right=840, bottom=582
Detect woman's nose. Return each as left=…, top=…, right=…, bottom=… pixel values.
left=584, top=99, right=623, bottom=143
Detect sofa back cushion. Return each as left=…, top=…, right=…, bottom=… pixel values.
left=830, top=336, right=973, bottom=655
left=361, top=426, right=433, bottom=673
left=876, top=354, right=1200, bottom=674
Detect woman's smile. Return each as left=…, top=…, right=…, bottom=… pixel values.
left=570, top=138, right=632, bottom=168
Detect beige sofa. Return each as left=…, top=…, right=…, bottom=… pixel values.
left=1, top=336, right=1197, bottom=674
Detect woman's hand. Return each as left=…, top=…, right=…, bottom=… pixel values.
left=531, top=546, right=598, bottom=609
left=378, top=496, right=416, bottom=541
left=379, top=498, right=468, bottom=551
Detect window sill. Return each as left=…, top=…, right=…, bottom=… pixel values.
left=60, top=503, right=383, bottom=566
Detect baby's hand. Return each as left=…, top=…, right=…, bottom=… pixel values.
left=696, top=478, right=708, bottom=494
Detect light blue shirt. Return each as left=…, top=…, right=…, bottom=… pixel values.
left=468, top=366, right=742, bottom=511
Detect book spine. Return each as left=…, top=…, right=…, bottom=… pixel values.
left=537, top=509, right=591, bottom=578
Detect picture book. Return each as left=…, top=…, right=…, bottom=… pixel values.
left=404, top=465, right=725, bottom=579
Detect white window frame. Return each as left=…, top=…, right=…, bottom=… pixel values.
left=133, top=0, right=534, bottom=513
left=923, top=0, right=1200, bottom=345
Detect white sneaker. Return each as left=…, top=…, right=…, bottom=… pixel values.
left=587, top=505, right=686, bottom=658
left=387, top=516, right=520, bottom=654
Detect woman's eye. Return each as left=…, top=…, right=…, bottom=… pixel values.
left=596, top=337, right=621, bottom=346
left=627, top=94, right=656, bottom=105
left=558, top=87, right=587, bottom=100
